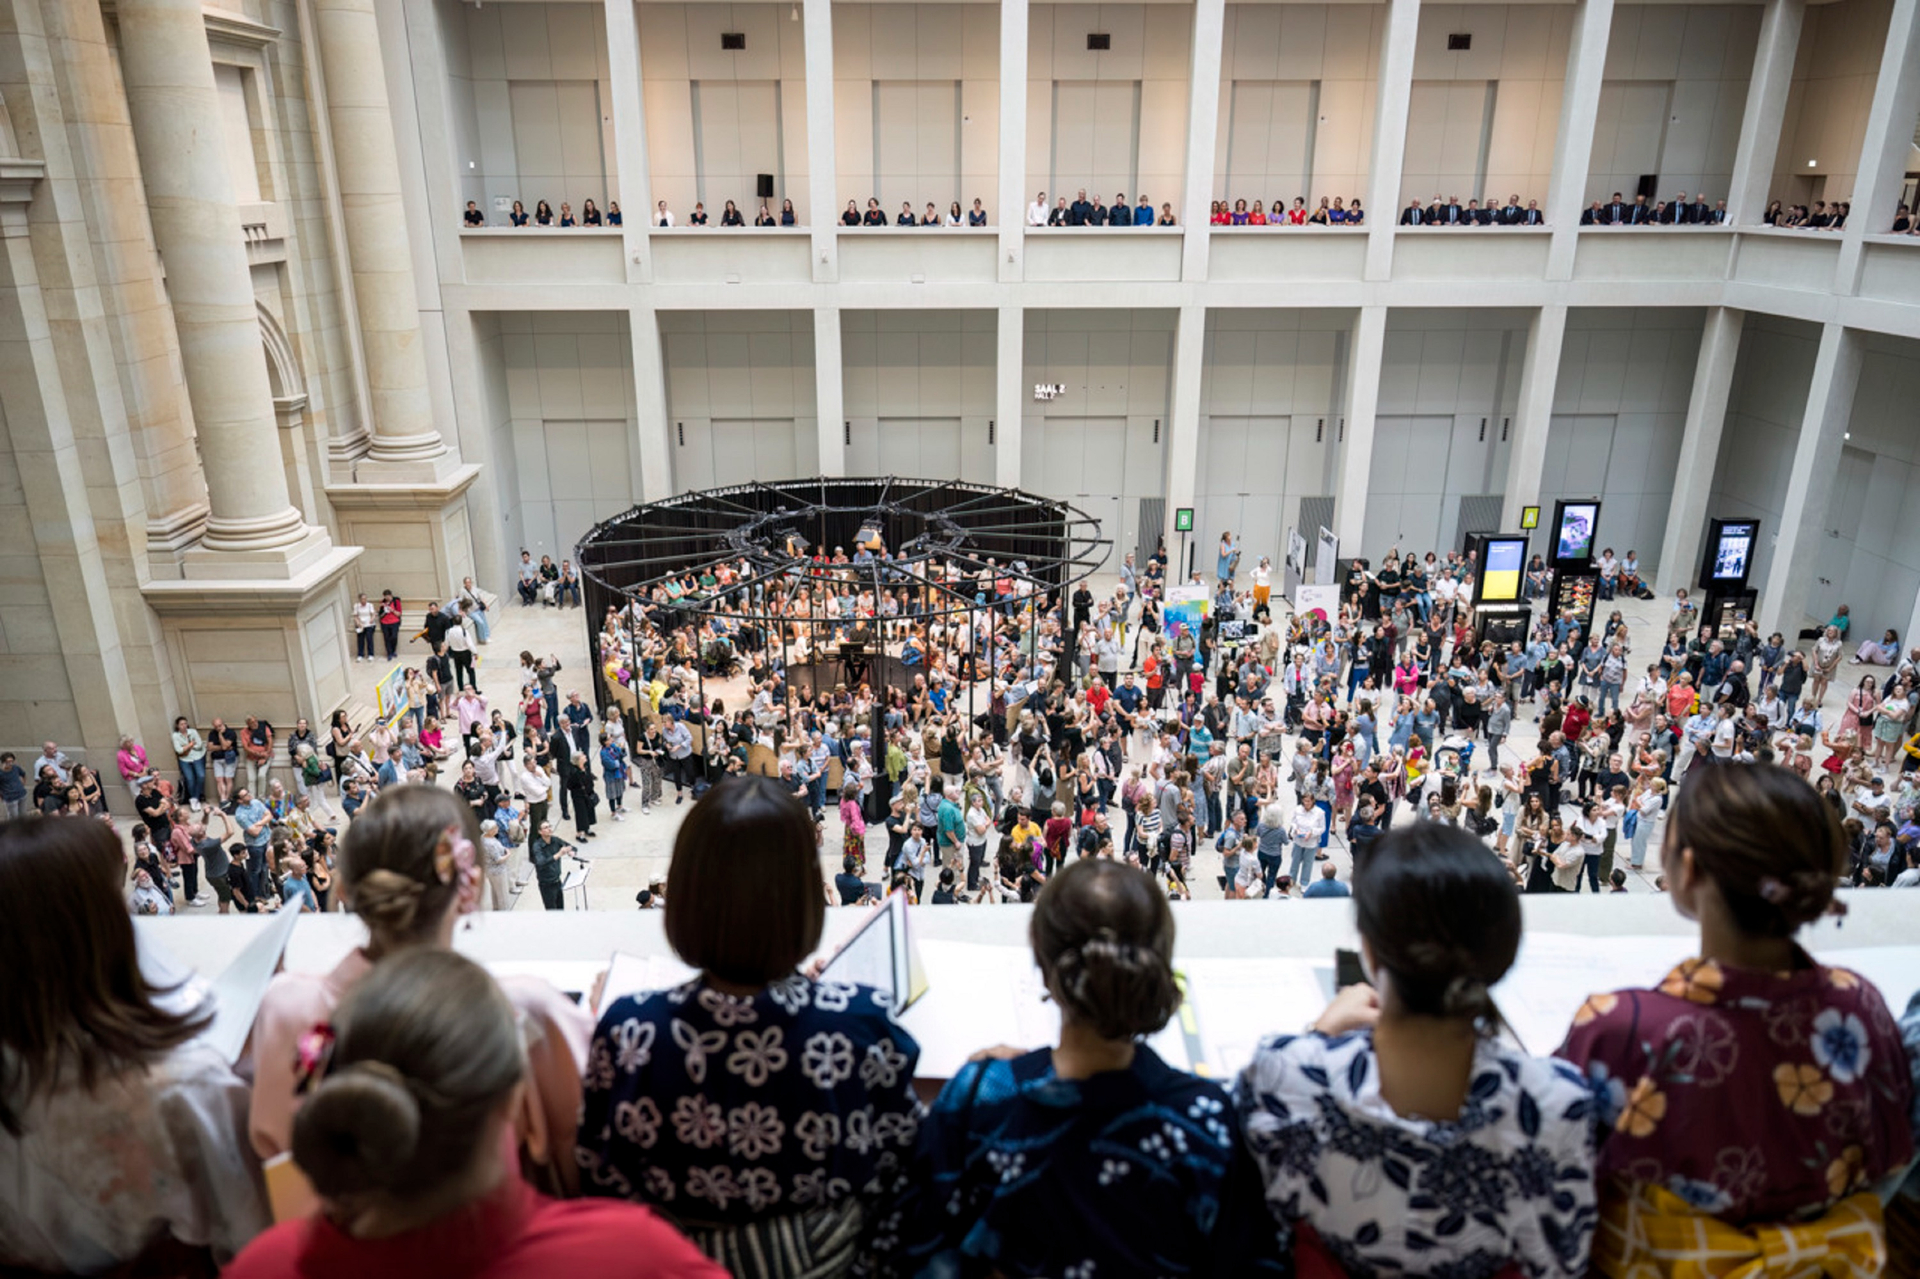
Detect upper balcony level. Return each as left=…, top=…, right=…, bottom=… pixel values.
left=449, top=221, right=1920, bottom=339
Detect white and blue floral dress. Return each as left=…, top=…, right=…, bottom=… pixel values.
left=1234, top=1030, right=1600, bottom=1279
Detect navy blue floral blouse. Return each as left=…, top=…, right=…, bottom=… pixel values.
left=577, top=974, right=922, bottom=1226
left=873, top=1045, right=1286, bottom=1277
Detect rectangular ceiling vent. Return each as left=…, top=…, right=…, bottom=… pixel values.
left=721, top=32, right=746, bottom=50
left=1447, top=33, right=1471, bottom=50
left=1087, top=33, right=1111, bottom=50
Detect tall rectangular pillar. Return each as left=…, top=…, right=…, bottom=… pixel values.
left=1655, top=308, right=1744, bottom=594
left=1178, top=0, right=1227, bottom=281
left=814, top=307, right=845, bottom=475
left=1725, top=0, right=1806, bottom=225
left=996, top=303, right=1024, bottom=487
left=1364, top=0, right=1420, bottom=281
left=605, top=0, right=657, bottom=283
left=1758, top=324, right=1861, bottom=638
left=997, top=0, right=1029, bottom=281
left=632, top=308, right=674, bottom=501
left=802, top=0, right=839, bottom=282
left=1500, top=305, right=1569, bottom=530
left=1334, top=306, right=1386, bottom=552
left=1834, top=0, right=1920, bottom=288
left=1545, top=0, right=1616, bottom=279
left=1163, top=305, right=1207, bottom=527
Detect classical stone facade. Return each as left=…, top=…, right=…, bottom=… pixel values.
left=0, top=0, right=474, bottom=809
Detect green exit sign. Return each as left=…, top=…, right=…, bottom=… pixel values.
left=1174, top=507, right=1194, bottom=532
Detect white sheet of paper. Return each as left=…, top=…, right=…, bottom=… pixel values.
left=1175, top=956, right=1329, bottom=1081
left=820, top=894, right=908, bottom=1002
left=593, top=951, right=699, bottom=1016
left=1491, top=932, right=1698, bottom=1056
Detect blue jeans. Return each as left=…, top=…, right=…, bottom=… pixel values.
left=1346, top=665, right=1371, bottom=701
left=178, top=757, right=205, bottom=803
left=469, top=608, right=490, bottom=643
left=356, top=627, right=375, bottom=658
left=245, top=843, right=270, bottom=902
left=1289, top=842, right=1315, bottom=887
left=1258, top=852, right=1284, bottom=895
left=1599, top=681, right=1622, bottom=714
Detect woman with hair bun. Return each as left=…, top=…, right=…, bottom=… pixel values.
left=878, top=857, right=1284, bottom=1276
left=1557, top=762, right=1913, bottom=1275
left=1236, top=821, right=1599, bottom=1279
left=248, top=784, right=590, bottom=1193
left=226, top=950, right=720, bottom=1278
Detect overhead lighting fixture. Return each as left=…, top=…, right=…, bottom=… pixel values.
left=1807, top=160, right=1817, bottom=168
left=791, top=2, right=799, bottom=19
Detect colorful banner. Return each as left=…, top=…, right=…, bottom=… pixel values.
left=1163, top=583, right=1210, bottom=638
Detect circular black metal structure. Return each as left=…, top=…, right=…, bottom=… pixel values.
left=574, top=477, right=1109, bottom=718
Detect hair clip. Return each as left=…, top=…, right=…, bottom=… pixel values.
left=293, top=1022, right=336, bottom=1096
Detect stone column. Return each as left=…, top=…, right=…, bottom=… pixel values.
left=814, top=306, right=845, bottom=475
left=604, top=0, right=655, bottom=285
left=1544, top=0, right=1616, bottom=280
left=1163, top=304, right=1207, bottom=531
left=1363, top=0, right=1419, bottom=281
left=802, top=0, right=839, bottom=282
left=1178, top=0, right=1226, bottom=281
left=1334, top=306, right=1387, bottom=552
left=1833, top=0, right=1920, bottom=289
left=1757, top=324, right=1860, bottom=638
left=312, top=0, right=455, bottom=481
left=1500, top=305, right=1569, bottom=531
left=115, top=0, right=321, bottom=567
left=1655, top=307, right=1744, bottom=594
left=1724, top=0, right=1805, bottom=226
left=996, top=0, right=1029, bottom=282
left=995, top=302, right=1024, bottom=487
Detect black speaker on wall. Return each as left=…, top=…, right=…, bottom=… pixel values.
left=1636, top=174, right=1659, bottom=202
left=757, top=173, right=774, bottom=199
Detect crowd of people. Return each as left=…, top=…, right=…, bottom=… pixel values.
left=1214, top=195, right=1367, bottom=225
left=3, top=764, right=1917, bottom=1278
left=466, top=197, right=625, bottom=228
left=1575, top=190, right=1731, bottom=225
left=461, top=188, right=1920, bottom=238
left=1024, top=189, right=1179, bottom=226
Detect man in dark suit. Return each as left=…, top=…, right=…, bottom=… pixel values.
left=1605, top=192, right=1630, bottom=224
left=1522, top=199, right=1545, bottom=226
left=1661, top=192, right=1690, bottom=224
left=1426, top=194, right=1445, bottom=223
left=1628, top=194, right=1653, bottom=224
left=1687, top=195, right=1711, bottom=224
left=1110, top=194, right=1132, bottom=227
left=1580, top=201, right=1604, bottom=225
left=1498, top=194, right=1524, bottom=225
left=1706, top=199, right=1728, bottom=224
left=1089, top=195, right=1106, bottom=225
left=1442, top=196, right=1465, bottom=225
left=1069, top=189, right=1092, bottom=226
left=1399, top=199, right=1424, bottom=226
left=1472, top=199, right=1495, bottom=226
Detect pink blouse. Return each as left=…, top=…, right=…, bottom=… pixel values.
left=117, top=745, right=148, bottom=782
left=248, top=949, right=591, bottom=1190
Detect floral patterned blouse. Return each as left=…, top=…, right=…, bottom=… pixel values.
left=577, top=974, right=922, bottom=1227
left=1556, top=953, right=1915, bottom=1224
left=876, top=1045, right=1285, bottom=1277
left=1234, top=1030, right=1600, bottom=1279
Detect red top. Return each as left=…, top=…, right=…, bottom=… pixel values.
left=225, top=1177, right=724, bottom=1279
